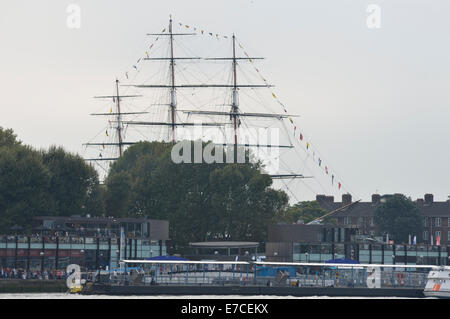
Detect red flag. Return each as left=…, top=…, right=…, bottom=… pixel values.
left=325, top=166, right=328, bottom=174
left=437, top=235, right=441, bottom=246
left=300, top=134, right=303, bottom=141
left=338, top=182, right=341, bottom=189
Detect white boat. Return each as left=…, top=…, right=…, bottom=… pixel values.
left=424, top=267, right=450, bottom=298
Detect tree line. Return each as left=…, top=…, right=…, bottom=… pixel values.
left=0, top=127, right=103, bottom=233
left=0, top=126, right=423, bottom=251
left=0, top=128, right=289, bottom=252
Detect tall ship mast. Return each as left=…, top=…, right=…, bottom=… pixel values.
left=84, top=17, right=350, bottom=201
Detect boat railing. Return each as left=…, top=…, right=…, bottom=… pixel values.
left=100, top=268, right=428, bottom=289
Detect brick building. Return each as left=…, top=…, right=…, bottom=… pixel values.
left=266, top=193, right=450, bottom=265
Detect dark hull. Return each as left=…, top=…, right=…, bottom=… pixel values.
left=83, top=284, right=424, bottom=298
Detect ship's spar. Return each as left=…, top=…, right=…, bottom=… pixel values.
left=85, top=17, right=308, bottom=180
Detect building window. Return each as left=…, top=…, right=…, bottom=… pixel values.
left=436, top=231, right=441, bottom=239
left=424, top=218, right=428, bottom=227
left=435, top=218, right=441, bottom=227
left=448, top=218, right=450, bottom=227
left=423, top=231, right=428, bottom=241
left=370, top=217, right=375, bottom=227
left=344, top=216, right=351, bottom=225
left=448, top=231, right=450, bottom=241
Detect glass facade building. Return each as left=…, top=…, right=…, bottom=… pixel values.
left=292, top=242, right=448, bottom=265
left=0, top=216, right=169, bottom=271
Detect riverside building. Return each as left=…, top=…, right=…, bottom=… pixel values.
left=0, top=216, right=169, bottom=271
left=266, top=193, right=450, bottom=266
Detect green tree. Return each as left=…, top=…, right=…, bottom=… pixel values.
left=104, top=141, right=289, bottom=252
left=104, top=171, right=132, bottom=217
left=0, top=145, right=52, bottom=232
left=0, top=128, right=105, bottom=232
left=374, top=194, right=423, bottom=243
left=0, top=127, right=21, bottom=148
left=41, top=146, right=103, bottom=217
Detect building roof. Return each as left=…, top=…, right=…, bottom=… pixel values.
left=33, top=216, right=165, bottom=224
left=190, top=241, right=259, bottom=249
left=315, top=194, right=450, bottom=218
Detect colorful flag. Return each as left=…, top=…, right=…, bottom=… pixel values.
left=300, top=134, right=303, bottom=141
left=338, top=182, right=341, bottom=190
left=306, top=142, right=310, bottom=149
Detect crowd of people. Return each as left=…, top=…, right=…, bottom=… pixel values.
left=0, top=267, right=69, bottom=280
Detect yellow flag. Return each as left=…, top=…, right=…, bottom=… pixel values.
left=201, top=30, right=204, bottom=34
left=289, top=118, right=293, bottom=124
left=272, top=93, right=277, bottom=99
left=106, top=130, right=109, bottom=137
left=110, top=107, right=112, bottom=113
left=146, top=51, right=149, bottom=58
left=307, top=142, right=310, bottom=149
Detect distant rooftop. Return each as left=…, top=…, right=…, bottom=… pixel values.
left=190, top=241, right=259, bottom=249
left=315, top=193, right=450, bottom=217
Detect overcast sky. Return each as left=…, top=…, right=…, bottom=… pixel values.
left=1, top=0, right=449, bottom=203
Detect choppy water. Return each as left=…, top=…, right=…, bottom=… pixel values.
left=0, top=293, right=427, bottom=299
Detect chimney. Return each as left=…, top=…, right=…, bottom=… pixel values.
left=316, top=194, right=327, bottom=203
left=372, top=194, right=381, bottom=204
left=416, top=198, right=424, bottom=205
left=424, top=194, right=434, bottom=204
left=342, top=194, right=352, bottom=205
